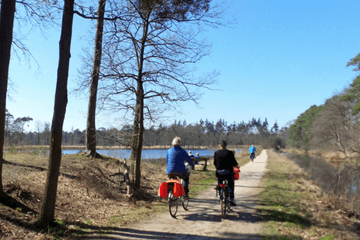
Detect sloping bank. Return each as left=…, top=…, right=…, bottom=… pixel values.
left=257, top=150, right=360, bottom=240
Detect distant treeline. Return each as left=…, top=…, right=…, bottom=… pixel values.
left=5, top=111, right=290, bottom=149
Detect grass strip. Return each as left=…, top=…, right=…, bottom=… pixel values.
left=258, top=150, right=337, bottom=240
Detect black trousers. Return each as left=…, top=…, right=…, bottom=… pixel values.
left=168, top=169, right=190, bottom=194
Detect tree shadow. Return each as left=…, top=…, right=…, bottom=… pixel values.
left=66, top=222, right=268, bottom=240
left=3, top=159, right=77, bottom=179
left=258, top=209, right=312, bottom=227
left=0, top=193, right=37, bottom=214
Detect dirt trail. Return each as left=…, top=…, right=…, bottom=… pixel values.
left=96, top=150, right=268, bottom=240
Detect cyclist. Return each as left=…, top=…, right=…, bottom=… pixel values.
left=249, top=144, right=257, bottom=161
left=214, top=140, right=239, bottom=206
left=166, top=137, right=194, bottom=199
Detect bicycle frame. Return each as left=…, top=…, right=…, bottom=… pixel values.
left=218, top=179, right=231, bottom=218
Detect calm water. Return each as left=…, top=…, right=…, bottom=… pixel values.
left=62, top=148, right=223, bottom=160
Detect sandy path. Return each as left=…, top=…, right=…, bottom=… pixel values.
left=95, top=150, right=268, bottom=240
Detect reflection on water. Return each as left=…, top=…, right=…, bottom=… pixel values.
left=6, top=147, right=243, bottom=160
left=62, top=148, right=217, bottom=160
left=287, top=154, right=360, bottom=200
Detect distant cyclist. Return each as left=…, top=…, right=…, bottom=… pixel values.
left=166, top=137, right=194, bottom=199
left=214, top=140, right=239, bottom=206
left=249, top=144, right=257, bottom=162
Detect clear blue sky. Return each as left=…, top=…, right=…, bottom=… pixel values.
left=6, top=0, right=360, bottom=133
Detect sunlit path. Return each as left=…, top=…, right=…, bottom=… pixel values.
left=93, top=150, right=268, bottom=240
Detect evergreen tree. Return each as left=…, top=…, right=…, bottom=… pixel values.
left=339, top=53, right=360, bottom=115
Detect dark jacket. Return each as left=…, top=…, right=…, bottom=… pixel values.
left=213, top=149, right=238, bottom=178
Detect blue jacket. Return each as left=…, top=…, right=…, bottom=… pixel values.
left=249, top=146, right=257, bottom=154
left=166, top=146, right=194, bottom=174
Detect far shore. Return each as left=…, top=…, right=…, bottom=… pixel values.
left=4, top=145, right=248, bottom=151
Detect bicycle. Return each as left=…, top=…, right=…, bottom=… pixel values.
left=215, top=167, right=239, bottom=218
left=167, top=178, right=189, bottom=218
left=216, top=179, right=231, bottom=218
left=158, top=163, right=191, bottom=218
left=250, top=153, right=255, bottom=162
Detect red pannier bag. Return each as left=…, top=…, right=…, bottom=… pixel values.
left=158, top=179, right=185, bottom=198
left=233, top=166, right=240, bottom=180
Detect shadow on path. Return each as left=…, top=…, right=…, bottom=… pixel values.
left=80, top=226, right=268, bottom=240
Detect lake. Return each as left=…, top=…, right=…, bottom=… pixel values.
left=62, top=148, right=226, bottom=160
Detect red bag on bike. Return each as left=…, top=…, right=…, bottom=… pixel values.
left=158, top=179, right=185, bottom=198
left=233, top=166, right=240, bottom=180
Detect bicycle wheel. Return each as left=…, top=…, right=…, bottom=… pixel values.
left=220, top=189, right=226, bottom=218
left=182, top=197, right=189, bottom=211
left=221, top=198, right=226, bottom=218
left=224, top=186, right=231, bottom=218
left=169, top=195, right=178, bottom=218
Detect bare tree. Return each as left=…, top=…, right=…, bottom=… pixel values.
left=39, top=0, right=75, bottom=227
left=90, top=0, right=226, bottom=191
left=0, top=0, right=60, bottom=196
left=43, top=122, right=51, bottom=145
left=35, top=120, right=43, bottom=145
left=4, top=109, right=14, bottom=145
left=85, top=0, right=107, bottom=158
left=0, top=0, right=16, bottom=196
left=12, top=116, right=33, bottom=145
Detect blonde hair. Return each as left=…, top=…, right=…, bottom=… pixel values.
left=172, top=137, right=181, bottom=146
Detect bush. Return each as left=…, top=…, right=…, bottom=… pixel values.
left=9, top=144, right=17, bottom=154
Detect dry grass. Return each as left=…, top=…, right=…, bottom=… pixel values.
left=0, top=152, right=171, bottom=239
left=0, top=151, right=221, bottom=239
left=283, top=148, right=360, bottom=160
left=259, top=150, right=360, bottom=239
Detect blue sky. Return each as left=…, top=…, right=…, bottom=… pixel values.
left=6, top=0, right=360, bottom=133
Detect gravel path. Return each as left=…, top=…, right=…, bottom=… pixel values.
left=94, top=150, right=268, bottom=240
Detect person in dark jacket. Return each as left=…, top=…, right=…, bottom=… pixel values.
left=166, top=137, right=194, bottom=199
left=214, top=140, right=239, bottom=206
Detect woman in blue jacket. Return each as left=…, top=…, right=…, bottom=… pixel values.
left=166, top=137, right=194, bottom=199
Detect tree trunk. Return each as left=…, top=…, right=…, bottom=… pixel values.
left=130, top=107, right=140, bottom=161
left=0, top=0, right=16, bottom=196
left=130, top=19, right=149, bottom=192
left=86, top=0, right=106, bottom=158
left=130, top=102, right=141, bottom=190
left=39, top=0, right=74, bottom=227
left=134, top=92, right=144, bottom=191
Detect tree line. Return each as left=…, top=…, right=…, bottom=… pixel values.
left=287, top=54, right=360, bottom=156
left=4, top=113, right=290, bottom=148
